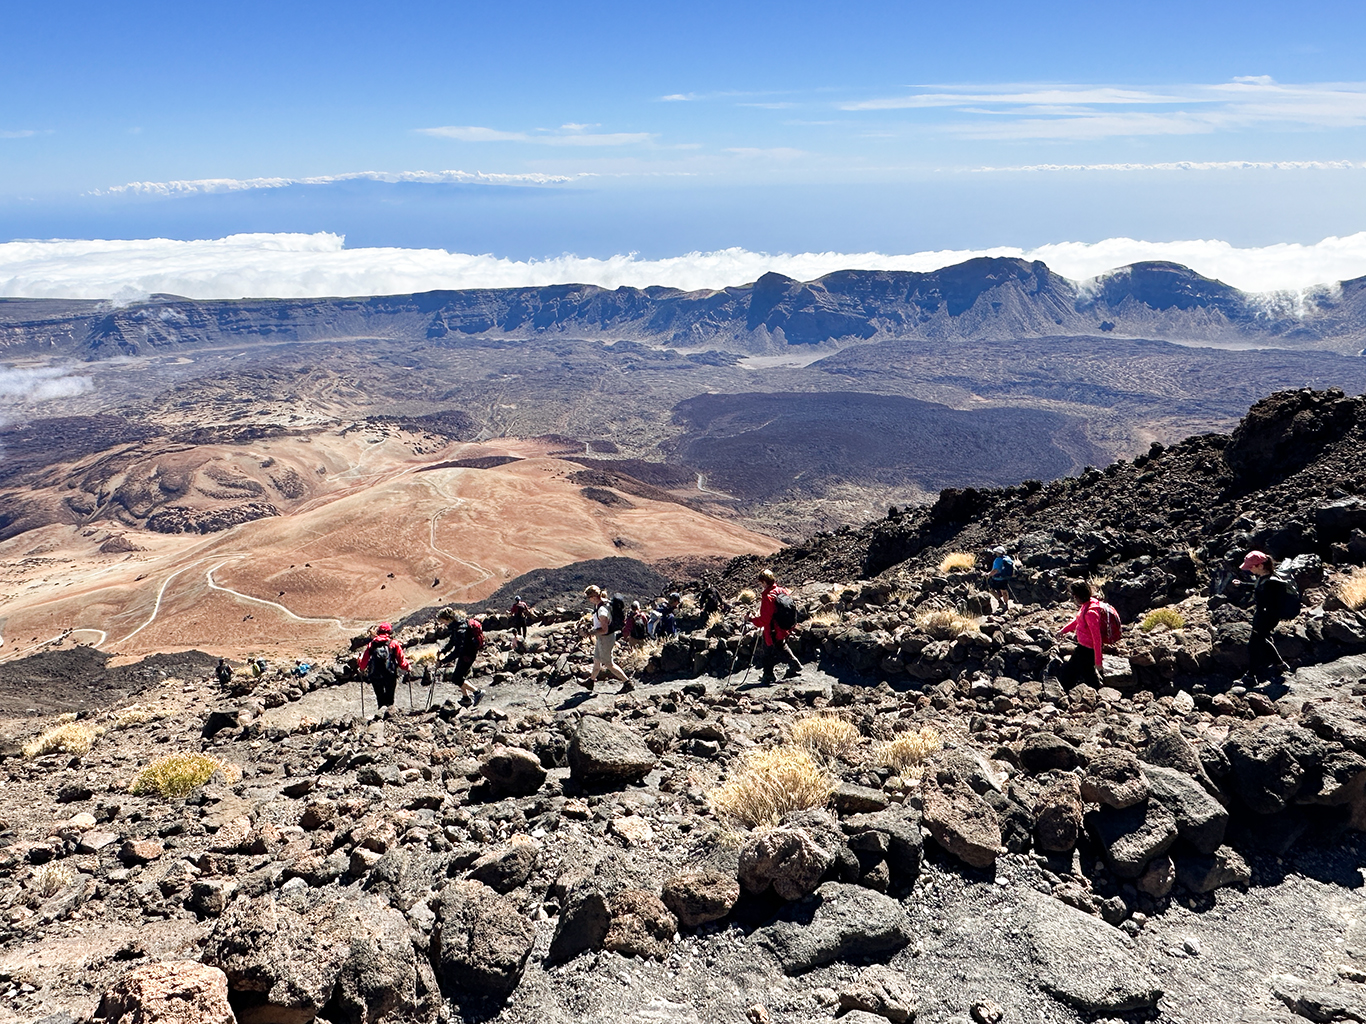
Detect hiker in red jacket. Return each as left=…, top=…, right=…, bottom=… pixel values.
left=751, top=568, right=802, bottom=684
left=1057, top=581, right=1104, bottom=689
left=357, top=622, right=411, bottom=708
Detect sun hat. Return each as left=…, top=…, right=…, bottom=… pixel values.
left=376, top=622, right=393, bottom=634
left=1240, top=550, right=1272, bottom=571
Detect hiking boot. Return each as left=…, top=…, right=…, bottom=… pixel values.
left=472, top=688, right=484, bottom=705
left=585, top=677, right=596, bottom=692
left=760, top=673, right=776, bottom=686
left=619, top=680, right=635, bottom=694
left=784, top=665, right=802, bottom=680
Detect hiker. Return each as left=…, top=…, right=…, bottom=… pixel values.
left=650, top=592, right=681, bottom=638
left=582, top=585, right=628, bottom=691
left=509, top=595, right=532, bottom=644
left=215, top=658, right=233, bottom=687
left=1057, top=581, right=1105, bottom=689
left=699, top=583, right=729, bottom=618
left=437, top=607, right=485, bottom=705
left=1236, top=550, right=1294, bottom=683
left=986, top=546, right=1015, bottom=609
left=751, top=569, right=802, bottom=684
left=357, top=622, right=410, bottom=709
left=625, top=600, right=650, bottom=641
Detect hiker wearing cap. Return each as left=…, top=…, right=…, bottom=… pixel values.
left=751, top=569, right=802, bottom=684
left=651, top=592, right=681, bottom=638
left=582, top=586, right=627, bottom=690
left=437, top=607, right=485, bottom=706
left=1239, top=550, right=1293, bottom=683
left=357, top=623, right=411, bottom=708
left=1057, top=581, right=1104, bottom=690
left=987, top=546, right=1015, bottom=610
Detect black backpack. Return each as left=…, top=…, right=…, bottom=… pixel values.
left=773, top=591, right=798, bottom=630
left=1276, top=573, right=1303, bottom=621
left=609, top=594, right=627, bottom=634
left=367, top=639, right=398, bottom=682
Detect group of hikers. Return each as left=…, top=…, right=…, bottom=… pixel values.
left=342, top=544, right=1300, bottom=712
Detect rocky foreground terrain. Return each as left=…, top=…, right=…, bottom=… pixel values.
left=6, top=388, right=1366, bottom=1023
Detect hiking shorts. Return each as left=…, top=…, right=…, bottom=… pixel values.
left=594, top=631, right=618, bottom=663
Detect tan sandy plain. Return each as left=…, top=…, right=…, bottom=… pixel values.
left=0, top=432, right=778, bottom=663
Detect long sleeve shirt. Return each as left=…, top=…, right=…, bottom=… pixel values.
left=1060, top=599, right=1105, bottom=666
left=751, top=584, right=792, bottom=645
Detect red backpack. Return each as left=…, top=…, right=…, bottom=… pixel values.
left=1097, top=602, right=1122, bottom=646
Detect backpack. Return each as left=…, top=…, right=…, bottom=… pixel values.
left=511, top=600, right=529, bottom=624
left=1274, top=573, right=1303, bottom=621
left=995, top=556, right=1015, bottom=579
left=367, top=638, right=398, bottom=682
left=463, top=618, right=485, bottom=658
left=609, top=594, right=627, bottom=634
left=627, top=609, right=649, bottom=639
left=1097, top=602, right=1122, bottom=646
left=772, top=590, right=798, bottom=631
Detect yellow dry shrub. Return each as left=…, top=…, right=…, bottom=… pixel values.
left=616, top=637, right=664, bottom=676
left=1140, top=607, right=1186, bottom=632
left=915, top=609, right=980, bottom=639
left=131, top=754, right=239, bottom=799
left=879, top=727, right=943, bottom=773
left=708, top=746, right=835, bottom=829
left=805, top=609, right=845, bottom=627
left=1088, top=575, right=1110, bottom=598
left=704, top=610, right=723, bottom=629
left=737, top=588, right=757, bottom=605
left=23, top=722, right=100, bottom=759
left=788, top=714, right=861, bottom=760
left=1339, top=575, right=1366, bottom=612
left=55, top=712, right=77, bottom=724
left=939, top=552, right=976, bottom=573
left=113, top=704, right=166, bottom=729
left=32, top=863, right=75, bottom=898
left=679, top=594, right=698, bottom=613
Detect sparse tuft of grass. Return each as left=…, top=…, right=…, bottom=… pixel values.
left=1140, top=607, right=1186, bottom=632
left=737, top=588, right=756, bottom=604
left=804, top=609, right=845, bottom=627
left=131, top=754, right=239, bottom=799
left=915, top=608, right=981, bottom=639
left=32, top=863, right=74, bottom=898
left=787, top=714, right=860, bottom=760
left=616, top=637, right=664, bottom=675
left=708, top=746, right=835, bottom=829
left=55, top=712, right=77, bottom=724
left=113, top=704, right=166, bottom=730
left=1088, top=575, right=1110, bottom=598
left=679, top=594, right=698, bottom=614
left=939, top=551, right=976, bottom=574
left=1340, top=575, right=1366, bottom=612
left=704, top=610, right=723, bottom=629
left=878, top=727, right=942, bottom=773
left=23, top=722, right=100, bottom=759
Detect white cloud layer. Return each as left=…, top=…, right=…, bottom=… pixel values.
left=0, top=366, right=92, bottom=407
left=842, top=78, right=1366, bottom=140
left=4, top=232, right=1366, bottom=301
left=974, top=160, right=1362, bottom=172
left=418, top=126, right=654, bottom=146
left=92, top=169, right=582, bottom=196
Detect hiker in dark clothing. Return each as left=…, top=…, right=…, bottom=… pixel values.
left=1057, top=581, right=1104, bottom=690
left=509, top=596, right=532, bottom=644
left=215, top=658, right=233, bottom=687
left=437, top=607, right=484, bottom=705
left=751, top=569, right=801, bottom=684
left=986, top=546, right=1014, bottom=610
left=357, top=622, right=411, bottom=708
left=1238, top=550, right=1293, bottom=683
left=700, top=584, right=729, bottom=618
left=651, top=592, right=681, bottom=638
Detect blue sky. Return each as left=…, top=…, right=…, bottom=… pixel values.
left=5, top=0, right=1366, bottom=294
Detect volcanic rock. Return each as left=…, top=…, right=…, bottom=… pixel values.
left=95, top=960, right=236, bottom=1024
left=754, top=882, right=913, bottom=974
left=567, top=716, right=658, bottom=786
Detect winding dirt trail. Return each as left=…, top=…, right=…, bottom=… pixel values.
left=204, top=559, right=350, bottom=630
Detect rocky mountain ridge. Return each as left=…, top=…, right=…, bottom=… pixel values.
left=5, top=257, right=1366, bottom=360
left=5, top=389, right=1366, bottom=1023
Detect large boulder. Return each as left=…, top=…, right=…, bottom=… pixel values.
left=1085, top=801, right=1179, bottom=878
left=1223, top=719, right=1330, bottom=814
left=922, top=771, right=1002, bottom=870
left=602, top=889, right=677, bottom=960
left=1080, top=749, right=1149, bottom=809
left=201, top=895, right=340, bottom=1024
left=567, top=716, right=658, bottom=786
left=1173, top=845, right=1252, bottom=893
left=318, top=897, right=434, bottom=1024
left=661, top=871, right=740, bottom=929
left=754, top=882, right=912, bottom=974
left=738, top=826, right=835, bottom=901
left=837, top=964, right=918, bottom=1023
left=96, top=961, right=236, bottom=1024
left=479, top=746, right=547, bottom=797
left=1143, top=764, right=1229, bottom=854
left=1020, top=891, right=1162, bottom=1014
left=547, top=882, right=612, bottom=964
left=1034, top=776, right=1084, bottom=853
left=840, top=806, right=924, bottom=882
left=1224, top=388, right=1361, bottom=487
left=467, top=836, right=539, bottom=893
left=1019, top=734, right=1083, bottom=774
left=435, top=881, right=535, bottom=1002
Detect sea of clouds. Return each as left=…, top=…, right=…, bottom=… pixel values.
left=4, top=231, right=1366, bottom=301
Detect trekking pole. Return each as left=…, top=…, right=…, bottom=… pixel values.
left=406, top=670, right=415, bottom=711
left=724, top=630, right=749, bottom=684
left=425, top=664, right=440, bottom=711
left=737, top=631, right=762, bottom=687
left=359, top=673, right=366, bottom=718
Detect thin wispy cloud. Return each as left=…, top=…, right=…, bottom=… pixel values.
left=6, top=231, right=1366, bottom=300
left=91, top=170, right=585, bottom=197
left=974, top=159, right=1363, bottom=172
left=840, top=78, right=1366, bottom=140
left=1, top=129, right=41, bottom=139
left=418, top=125, right=653, bottom=146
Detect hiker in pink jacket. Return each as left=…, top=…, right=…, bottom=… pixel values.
left=1057, top=581, right=1104, bottom=689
